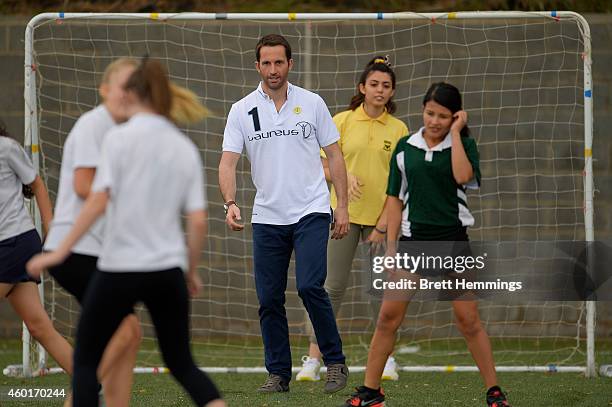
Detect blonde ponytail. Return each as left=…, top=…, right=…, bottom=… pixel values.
left=169, top=83, right=210, bottom=125
left=125, top=57, right=210, bottom=124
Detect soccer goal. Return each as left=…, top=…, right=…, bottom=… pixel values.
left=9, top=11, right=596, bottom=379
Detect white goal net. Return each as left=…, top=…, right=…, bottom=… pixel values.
left=13, top=11, right=595, bottom=378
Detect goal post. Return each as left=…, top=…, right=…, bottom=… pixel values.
left=13, top=11, right=596, bottom=378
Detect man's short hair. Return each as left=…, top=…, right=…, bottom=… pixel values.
left=255, top=34, right=292, bottom=62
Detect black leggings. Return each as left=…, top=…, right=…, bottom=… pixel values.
left=72, top=268, right=221, bottom=406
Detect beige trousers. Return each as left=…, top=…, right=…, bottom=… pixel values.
left=307, top=223, right=382, bottom=343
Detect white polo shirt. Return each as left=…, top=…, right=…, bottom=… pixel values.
left=92, top=113, right=206, bottom=272
left=0, top=137, right=36, bottom=241
left=45, top=105, right=114, bottom=256
left=223, top=82, right=339, bottom=225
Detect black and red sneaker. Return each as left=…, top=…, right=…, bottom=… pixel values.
left=486, top=385, right=510, bottom=407
left=340, top=386, right=385, bottom=407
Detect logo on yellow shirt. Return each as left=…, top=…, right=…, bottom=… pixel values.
left=383, top=140, right=392, bottom=151
left=293, top=106, right=302, bottom=115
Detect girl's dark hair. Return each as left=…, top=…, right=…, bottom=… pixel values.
left=423, top=82, right=470, bottom=138
left=348, top=56, right=397, bottom=114
left=22, top=184, right=34, bottom=199
left=1, top=121, right=34, bottom=198
left=0, top=120, right=9, bottom=138
left=124, top=57, right=172, bottom=119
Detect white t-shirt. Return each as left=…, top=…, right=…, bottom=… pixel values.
left=223, top=82, right=339, bottom=225
left=0, top=137, right=36, bottom=241
left=44, top=105, right=114, bottom=256
left=92, top=113, right=207, bottom=272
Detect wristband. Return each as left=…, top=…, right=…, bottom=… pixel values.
left=223, top=200, right=237, bottom=215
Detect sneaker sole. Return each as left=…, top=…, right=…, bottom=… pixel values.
left=346, top=401, right=385, bottom=407
left=296, top=376, right=321, bottom=382
left=381, top=373, right=399, bottom=381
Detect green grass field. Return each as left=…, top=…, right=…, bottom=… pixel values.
left=1, top=339, right=611, bottom=406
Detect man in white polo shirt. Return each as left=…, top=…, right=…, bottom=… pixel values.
left=219, top=34, right=350, bottom=394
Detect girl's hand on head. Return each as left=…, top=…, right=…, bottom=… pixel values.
left=451, top=110, right=468, bottom=135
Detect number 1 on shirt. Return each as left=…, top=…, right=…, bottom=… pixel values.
left=248, top=107, right=261, bottom=132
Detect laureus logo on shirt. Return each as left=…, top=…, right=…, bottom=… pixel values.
left=383, top=140, right=392, bottom=151
left=295, top=121, right=316, bottom=139
left=246, top=121, right=315, bottom=142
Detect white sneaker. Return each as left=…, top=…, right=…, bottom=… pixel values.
left=99, top=387, right=106, bottom=407
left=296, top=355, right=321, bottom=381
left=381, top=356, right=399, bottom=381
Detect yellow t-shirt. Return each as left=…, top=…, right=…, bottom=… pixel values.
left=326, top=104, right=408, bottom=226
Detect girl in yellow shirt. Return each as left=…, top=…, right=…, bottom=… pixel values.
left=297, top=56, right=408, bottom=382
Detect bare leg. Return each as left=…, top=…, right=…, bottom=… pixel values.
left=206, top=400, right=227, bottom=407
left=7, top=282, right=73, bottom=374
left=363, top=300, right=409, bottom=389
left=453, top=300, right=497, bottom=388
left=0, top=283, right=14, bottom=298
left=308, top=342, right=322, bottom=360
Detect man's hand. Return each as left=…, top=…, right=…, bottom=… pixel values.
left=331, top=206, right=349, bottom=239
left=225, top=205, right=244, bottom=231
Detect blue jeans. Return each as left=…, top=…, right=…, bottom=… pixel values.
left=253, top=212, right=345, bottom=381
